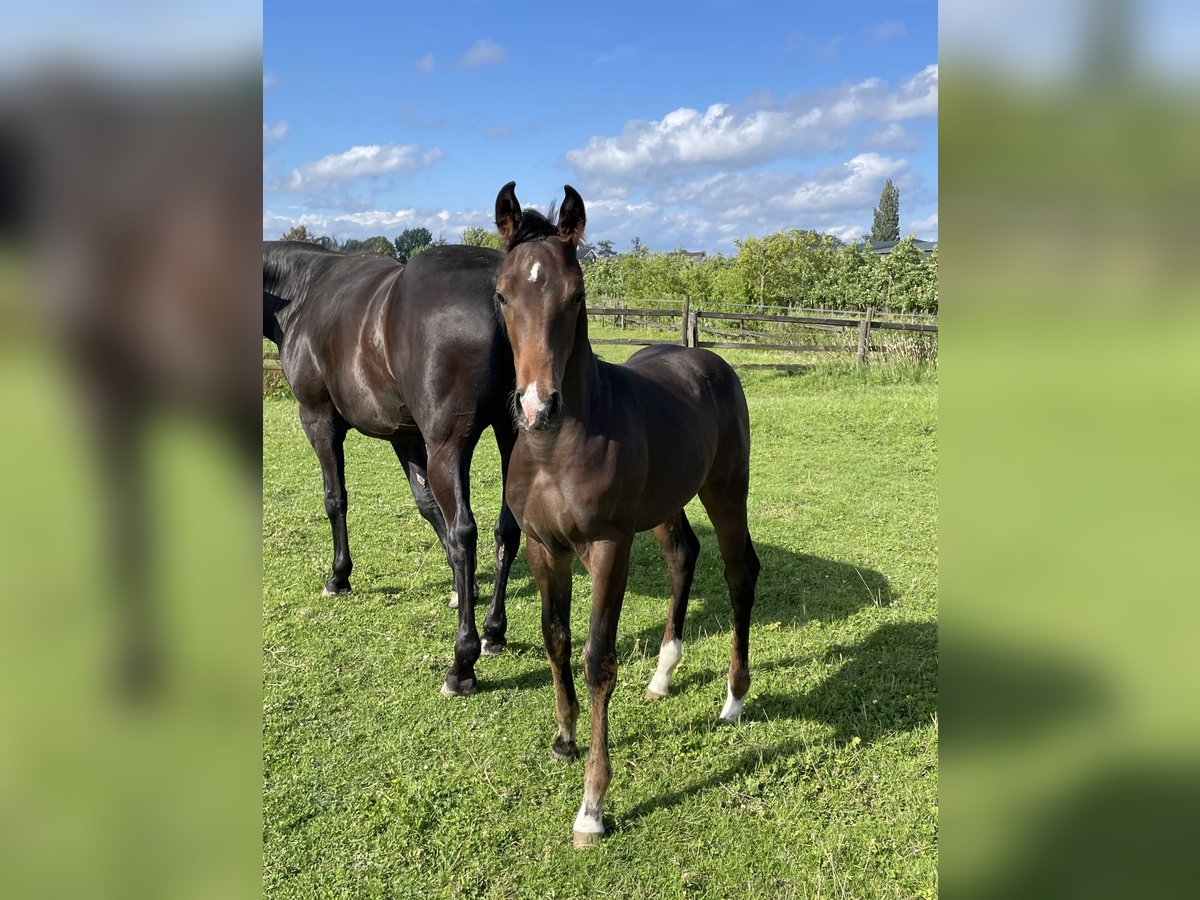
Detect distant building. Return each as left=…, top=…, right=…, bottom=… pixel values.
left=864, top=238, right=937, bottom=255
left=667, top=249, right=708, bottom=262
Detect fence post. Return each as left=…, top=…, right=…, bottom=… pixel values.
left=856, top=306, right=875, bottom=365
left=680, top=294, right=690, bottom=346
left=617, top=299, right=625, bottom=331
left=687, top=307, right=699, bottom=348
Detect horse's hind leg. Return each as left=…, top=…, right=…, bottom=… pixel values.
left=482, top=421, right=521, bottom=655
left=392, top=441, right=460, bottom=607
left=646, top=509, right=700, bottom=700
left=299, top=404, right=353, bottom=596
left=698, top=485, right=760, bottom=722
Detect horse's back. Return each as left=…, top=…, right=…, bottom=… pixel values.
left=610, top=345, right=752, bottom=524
left=622, top=345, right=749, bottom=433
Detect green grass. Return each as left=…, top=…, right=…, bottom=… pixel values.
left=263, top=364, right=938, bottom=899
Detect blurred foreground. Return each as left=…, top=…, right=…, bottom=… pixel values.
left=0, top=19, right=261, bottom=900
left=942, top=1, right=1200, bottom=897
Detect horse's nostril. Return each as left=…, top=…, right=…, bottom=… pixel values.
left=547, top=391, right=562, bottom=418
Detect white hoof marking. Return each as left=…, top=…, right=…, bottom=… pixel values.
left=573, top=799, right=603, bottom=836
left=647, top=638, right=682, bottom=698
left=719, top=683, right=744, bottom=722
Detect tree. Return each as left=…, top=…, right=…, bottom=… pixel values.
left=362, top=235, right=396, bottom=256
left=596, top=239, right=617, bottom=258
left=460, top=227, right=504, bottom=250
left=870, top=179, right=900, bottom=242
left=280, top=224, right=317, bottom=242
left=394, top=227, right=433, bottom=262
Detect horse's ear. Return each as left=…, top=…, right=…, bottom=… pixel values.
left=558, top=184, right=586, bottom=247
left=495, top=181, right=522, bottom=246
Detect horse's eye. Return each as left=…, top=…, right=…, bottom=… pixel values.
left=495, top=291, right=507, bottom=306
left=572, top=292, right=585, bottom=306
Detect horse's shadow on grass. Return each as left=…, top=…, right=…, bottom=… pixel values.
left=621, top=519, right=896, bottom=679
left=614, top=618, right=938, bottom=829
left=478, top=521, right=896, bottom=695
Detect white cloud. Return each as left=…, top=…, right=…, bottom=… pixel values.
left=573, top=153, right=916, bottom=250
left=263, top=207, right=491, bottom=241
left=907, top=212, right=938, bottom=238
left=272, top=143, right=445, bottom=192
left=415, top=53, right=435, bottom=75
left=862, top=122, right=919, bottom=152
left=565, top=103, right=839, bottom=179
left=460, top=39, right=506, bottom=69
left=485, top=126, right=511, bottom=139
left=868, top=21, right=908, bottom=43
left=564, top=64, right=937, bottom=179
left=263, top=120, right=290, bottom=143
left=825, top=224, right=867, bottom=242
left=880, top=64, right=938, bottom=120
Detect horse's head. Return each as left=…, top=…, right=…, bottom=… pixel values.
left=493, top=181, right=587, bottom=432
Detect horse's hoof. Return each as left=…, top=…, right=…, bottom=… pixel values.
left=323, top=581, right=351, bottom=597
left=551, top=737, right=578, bottom=761
left=572, top=830, right=603, bottom=849
left=480, top=638, right=506, bottom=656
left=645, top=686, right=667, bottom=701
left=441, top=674, right=477, bottom=697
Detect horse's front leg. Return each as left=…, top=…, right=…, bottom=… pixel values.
left=573, top=536, right=633, bottom=848
left=482, top=421, right=521, bottom=654
left=425, top=444, right=481, bottom=696
left=526, top=537, right=577, bottom=758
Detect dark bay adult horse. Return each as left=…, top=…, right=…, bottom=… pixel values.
left=264, top=242, right=521, bottom=696
left=492, top=183, right=760, bottom=847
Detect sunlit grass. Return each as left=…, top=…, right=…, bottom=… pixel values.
left=263, top=366, right=937, bottom=898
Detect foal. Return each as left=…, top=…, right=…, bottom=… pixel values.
left=493, top=182, right=760, bottom=847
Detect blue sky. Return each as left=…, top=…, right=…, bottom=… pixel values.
left=264, top=0, right=938, bottom=252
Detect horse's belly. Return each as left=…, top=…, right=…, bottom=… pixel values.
left=328, top=373, right=415, bottom=438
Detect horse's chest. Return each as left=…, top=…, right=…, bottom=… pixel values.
left=514, top=468, right=616, bottom=547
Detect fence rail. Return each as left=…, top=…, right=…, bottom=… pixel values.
left=265, top=298, right=937, bottom=390
left=588, top=295, right=936, bottom=369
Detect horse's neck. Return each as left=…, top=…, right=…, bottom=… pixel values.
left=561, top=316, right=604, bottom=421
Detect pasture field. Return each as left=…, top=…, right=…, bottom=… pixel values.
left=263, top=359, right=938, bottom=898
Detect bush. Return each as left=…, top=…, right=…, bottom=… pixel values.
left=581, top=232, right=938, bottom=314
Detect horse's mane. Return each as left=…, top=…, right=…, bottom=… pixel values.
left=506, top=202, right=560, bottom=250
left=263, top=240, right=399, bottom=304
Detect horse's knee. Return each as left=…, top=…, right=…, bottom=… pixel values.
left=494, top=510, right=520, bottom=560
left=445, top=517, right=478, bottom=566
left=744, top=536, right=760, bottom=582
left=583, top=643, right=617, bottom=695
left=541, top=615, right=570, bottom=664
left=322, top=490, right=347, bottom=519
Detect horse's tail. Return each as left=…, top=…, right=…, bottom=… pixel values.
left=263, top=290, right=289, bottom=347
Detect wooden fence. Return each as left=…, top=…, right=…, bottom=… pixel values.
left=264, top=297, right=938, bottom=389
left=587, top=296, right=937, bottom=371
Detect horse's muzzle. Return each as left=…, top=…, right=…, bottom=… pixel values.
left=518, top=389, right=562, bottom=432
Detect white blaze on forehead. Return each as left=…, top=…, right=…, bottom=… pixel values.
left=528, top=261, right=540, bottom=282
